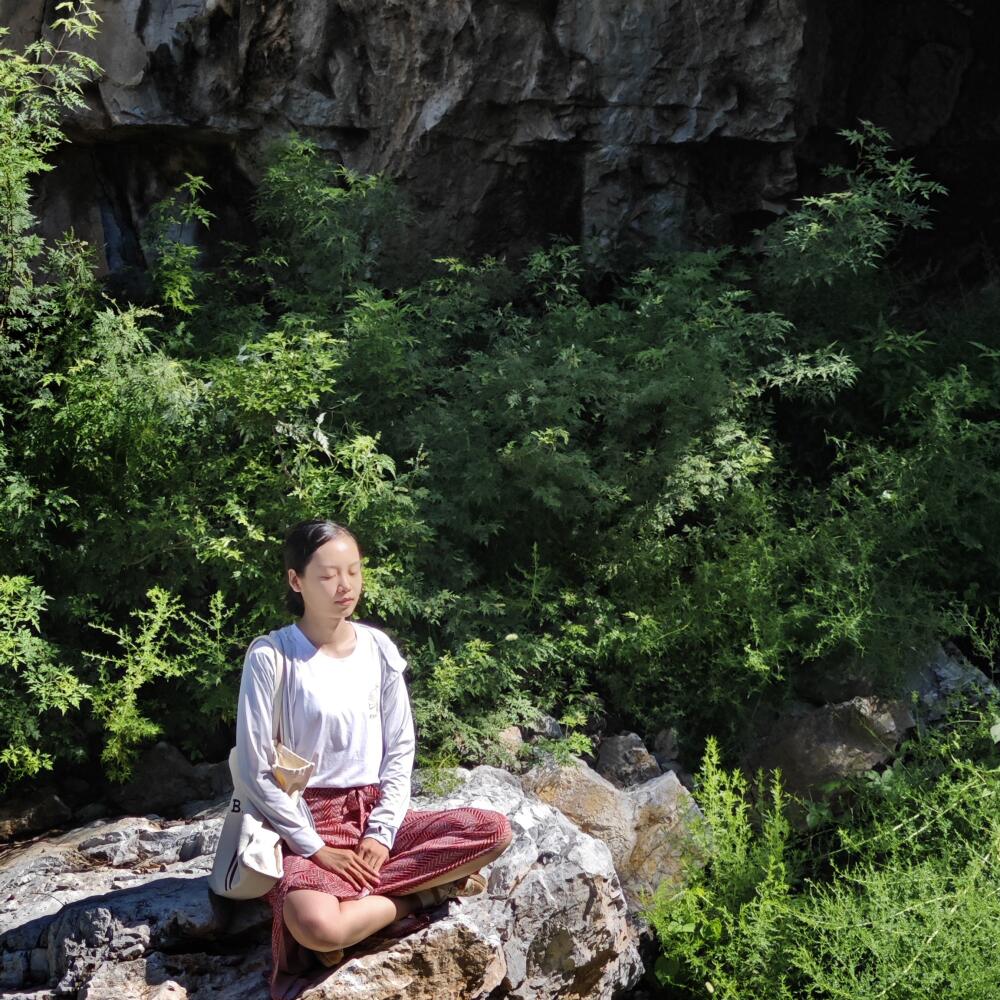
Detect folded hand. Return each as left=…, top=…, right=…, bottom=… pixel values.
left=356, top=836, right=390, bottom=874
left=310, top=845, right=380, bottom=891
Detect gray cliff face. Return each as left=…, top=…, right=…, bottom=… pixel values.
left=0, top=0, right=994, bottom=277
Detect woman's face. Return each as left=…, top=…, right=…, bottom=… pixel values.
left=288, top=534, right=363, bottom=618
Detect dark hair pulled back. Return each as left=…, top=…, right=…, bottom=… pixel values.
left=282, top=519, right=360, bottom=617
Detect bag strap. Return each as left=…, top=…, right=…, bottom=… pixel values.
left=270, top=630, right=288, bottom=746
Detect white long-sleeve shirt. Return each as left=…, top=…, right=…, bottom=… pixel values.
left=234, top=620, right=415, bottom=857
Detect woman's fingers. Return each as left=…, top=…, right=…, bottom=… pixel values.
left=359, top=848, right=383, bottom=873
left=354, top=839, right=389, bottom=874
left=330, top=859, right=363, bottom=889
left=353, top=854, right=380, bottom=879
left=317, top=851, right=366, bottom=889
left=349, top=857, right=379, bottom=887
left=313, top=846, right=381, bottom=889
left=346, top=863, right=370, bottom=890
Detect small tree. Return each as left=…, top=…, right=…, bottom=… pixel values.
left=758, top=120, right=947, bottom=287
left=0, top=1, right=103, bottom=427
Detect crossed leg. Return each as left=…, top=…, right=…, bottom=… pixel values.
left=283, top=818, right=513, bottom=953
left=283, top=891, right=417, bottom=952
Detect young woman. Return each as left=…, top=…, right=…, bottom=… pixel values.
left=235, top=519, right=514, bottom=1000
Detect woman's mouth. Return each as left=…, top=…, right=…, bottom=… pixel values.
left=336, top=597, right=354, bottom=605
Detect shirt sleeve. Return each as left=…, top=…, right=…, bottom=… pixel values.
left=362, top=633, right=415, bottom=851
left=234, top=638, right=325, bottom=857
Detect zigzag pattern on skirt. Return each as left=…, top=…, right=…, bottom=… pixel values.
left=265, top=783, right=512, bottom=1000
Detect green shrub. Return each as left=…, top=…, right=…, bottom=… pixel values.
left=647, top=701, right=1000, bottom=999
left=647, top=736, right=799, bottom=998
left=758, top=119, right=947, bottom=290
left=0, top=576, right=89, bottom=787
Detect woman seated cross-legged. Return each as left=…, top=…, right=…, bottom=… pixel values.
left=234, top=518, right=514, bottom=1000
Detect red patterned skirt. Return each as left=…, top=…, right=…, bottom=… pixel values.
left=264, top=784, right=512, bottom=1000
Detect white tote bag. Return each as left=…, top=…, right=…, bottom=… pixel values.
left=209, top=629, right=316, bottom=899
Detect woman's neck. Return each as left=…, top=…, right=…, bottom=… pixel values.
left=297, top=615, right=357, bottom=657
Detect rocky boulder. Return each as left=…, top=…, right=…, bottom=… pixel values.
left=0, top=766, right=645, bottom=999
left=900, top=640, right=996, bottom=721
left=521, top=756, right=700, bottom=910
left=110, top=742, right=232, bottom=817
left=0, top=792, right=72, bottom=842
left=741, top=695, right=916, bottom=802
left=495, top=726, right=525, bottom=763
left=521, top=715, right=563, bottom=742
left=595, top=732, right=662, bottom=789
left=794, top=640, right=997, bottom=712
left=742, top=641, right=999, bottom=816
